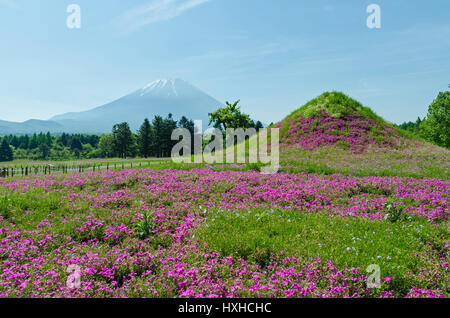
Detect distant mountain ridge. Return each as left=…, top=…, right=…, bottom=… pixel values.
left=0, top=119, right=64, bottom=135
left=0, top=79, right=222, bottom=135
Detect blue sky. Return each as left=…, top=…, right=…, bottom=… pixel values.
left=0, top=0, right=449, bottom=125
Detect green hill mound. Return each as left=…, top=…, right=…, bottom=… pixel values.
left=285, top=91, right=385, bottom=122
left=276, top=92, right=408, bottom=153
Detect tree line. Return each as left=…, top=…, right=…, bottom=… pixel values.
left=101, top=114, right=195, bottom=159
left=0, top=114, right=198, bottom=162
left=0, top=100, right=264, bottom=162
left=398, top=91, right=449, bottom=149
left=103, top=103, right=264, bottom=160
left=0, top=132, right=100, bottom=162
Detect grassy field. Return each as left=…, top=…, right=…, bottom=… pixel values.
left=0, top=165, right=448, bottom=298
left=279, top=143, right=450, bottom=179
left=196, top=208, right=448, bottom=296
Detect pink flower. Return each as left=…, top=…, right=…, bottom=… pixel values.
left=383, top=277, right=393, bottom=284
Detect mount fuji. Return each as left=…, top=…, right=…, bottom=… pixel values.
left=50, top=78, right=222, bottom=133
left=0, top=79, right=222, bottom=135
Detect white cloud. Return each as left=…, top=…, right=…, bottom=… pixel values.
left=0, top=0, right=19, bottom=9
left=118, top=0, right=210, bottom=32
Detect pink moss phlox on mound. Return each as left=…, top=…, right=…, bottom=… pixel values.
left=276, top=110, right=403, bottom=153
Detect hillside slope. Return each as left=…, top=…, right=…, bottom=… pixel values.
left=271, top=92, right=449, bottom=178
left=276, top=92, right=407, bottom=153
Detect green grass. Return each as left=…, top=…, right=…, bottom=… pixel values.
left=279, top=145, right=450, bottom=179
left=285, top=91, right=385, bottom=122
left=195, top=208, right=449, bottom=295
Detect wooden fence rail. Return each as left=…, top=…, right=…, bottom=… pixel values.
left=0, top=161, right=149, bottom=178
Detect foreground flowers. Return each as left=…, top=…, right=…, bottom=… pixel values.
left=0, top=169, right=448, bottom=298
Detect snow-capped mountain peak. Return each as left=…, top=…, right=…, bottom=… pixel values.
left=140, top=78, right=188, bottom=97
left=46, top=78, right=222, bottom=133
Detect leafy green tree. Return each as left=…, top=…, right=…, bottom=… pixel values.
left=70, top=137, right=83, bottom=152
left=37, top=132, right=47, bottom=146
left=421, top=91, right=450, bottom=148
left=10, top=135, right=19, bottom=148
left=45, top=132, right=52, bottom=146
left=161, top=114, right=178, bottom=157
left=59, top=133, right=69, bottom=147
left=208, top=100, right=253, bottom=130
left=178, top=116, right=195, bottom=155
left=112, top=122, right=135, bottom=158
left=152, top=115, right=165, bottom=157
left=0, top=139, right=13, bottom=162
left=137, top=118, right=154, bottom=158
left=151, top=114, right=178, bottom=158
left=399, top=117, right=422, bottom=133
left=82, top=143, right=95, bottom=158
left=178, top=116, right=195, bottom=134
left=255, top=120, right=264, bottom=131
left=29, top=134, right=38, bottom=149
left=19, top=135, right=29, bottom=149
left=38, top=143, right=51, bottom=159
left=98, top=134, right=115, bottom=157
